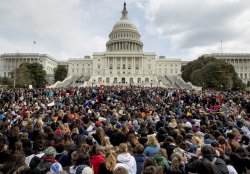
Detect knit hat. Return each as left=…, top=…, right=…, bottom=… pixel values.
left=82, top=166, right=94, bottom=174
left=114, top=123, right=121, bottom=130
left=44, top=146, right=57, bottom=156
left=50, top=162, right=63, bottom=173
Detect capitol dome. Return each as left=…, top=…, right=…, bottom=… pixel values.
left=106, top=2, right=143, bottom=52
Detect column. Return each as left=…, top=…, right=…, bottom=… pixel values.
left=108, top=57, right=110, bottom=69
left=120, top=57, right=123, bottom=70
left=126, top=57, right=128, bottom=73
left=142, top=57, right=144, bottom=73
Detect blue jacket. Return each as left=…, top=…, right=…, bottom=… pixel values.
left=134, top=154, right=147, bottom=174
left=144, top=145, right=160, bottom=157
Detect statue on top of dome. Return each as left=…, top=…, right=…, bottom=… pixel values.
left=124, top=2, right=126, bottom=10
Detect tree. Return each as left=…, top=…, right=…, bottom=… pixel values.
left=181, top=56, right=245, bottom=90
left=14, top=62, right=47, bottom=88
left=54, top=65, right=68, bottom=82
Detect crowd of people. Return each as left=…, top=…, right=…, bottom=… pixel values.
left=0, top=86, right=250, bottom=174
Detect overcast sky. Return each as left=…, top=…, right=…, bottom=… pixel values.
left=1, top=0, right=250, bottom=61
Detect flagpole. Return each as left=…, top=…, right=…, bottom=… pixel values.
left=33, top=41, right=34, bottom=53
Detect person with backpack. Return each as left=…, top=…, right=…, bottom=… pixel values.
left=29, top=146, right=58, bottom=174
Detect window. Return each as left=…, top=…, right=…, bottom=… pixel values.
left=123, top=64, right=126, bottom=69
left=109, top=64, right=113, bottom=69
left=145, top=78, right=149, bottom=83
left=135, top=63, right=139, bottom=69
left=117, top=64, right=120, bottom=69
left=148, top=64, right=151, bottom=69
left=98, top=65, right=100, bottom=69
left=171, top=69, right=173, bottom=73
left=98, top=77, right=102, bottom=83
left=128, top=64, right=131, bottom=69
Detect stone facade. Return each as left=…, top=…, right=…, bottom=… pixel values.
left=67, top=3, right=183, bottom=85
left=203, top=53, right=250, bottom=84
left=0, top=53, right=58, bottom=78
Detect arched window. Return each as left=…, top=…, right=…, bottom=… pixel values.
left=114, top=77, right=118, bottom=83
left=137, top=78, right=141, bottom=83
left=129, top=78, right=133, bottom=83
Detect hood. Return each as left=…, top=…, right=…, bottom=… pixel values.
left=154, top=154, right=165, bottom=162
left=118, top=153, right=133, bottom=163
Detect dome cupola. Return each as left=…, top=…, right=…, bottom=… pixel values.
left=106, top=2, right=143, bottom=52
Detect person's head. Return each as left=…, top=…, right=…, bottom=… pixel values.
left=50, top=162, right=63, bottom=173
left=71, top=151, right=79, bottom=164
left=201, top=145, right=216, bottom=158
left=196, top=159, right=215, bottom=174
left=114, top=166, right=128, bottom=174
left=127, top=133, right=139, bottom=145
left=89, top=144, right=102, bottom=156
left=142, top=166, right=157, bottom=174
left=13, top=126, right=20, bottom=137
left=44, top=146, right=57, bottom=159
left=134, top=143, right=144, bottom=154
left=75, top=154, right=90, bottom=166
left=78, top=144, right=90, bottom=154
left=96, top=127, right=105, bottom=140
left=143, top=157, right=158, bottom=169
left=146, top=135, right=159, bottom=147
left=82, top=166, right=94, bottom=174
left=192, top=136, right=203, bottom=145
left=171, top=153, right=182, bottom=172
left=74, top=134, right=85, bottom=147
left=164, top=136, right=175, bottom=144
left=119, top=143, right=128, bottom=154
left=158, top=148, right=168, bottom=159
left=232, top=128, right=241, bottom=137
left=1, top=153, right=26, bottom=174
left=102, top=136, right=112, bottom=146
left=0, top=135, right=8, bottom=151
left=13, top=141, right=24, bottom=154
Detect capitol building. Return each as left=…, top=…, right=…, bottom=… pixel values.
left=0, top=3, right=250, bottom=88
left=66, top=3, right=185, bottom=87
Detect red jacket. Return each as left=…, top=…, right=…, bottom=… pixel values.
left=90, top=155, right=105, bottom=174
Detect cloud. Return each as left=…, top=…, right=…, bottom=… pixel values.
left=0, top=0, right=250, bottom=61
left=0, top=0, right=122, bottom=60
left=143, top=0, right=250, bottom=59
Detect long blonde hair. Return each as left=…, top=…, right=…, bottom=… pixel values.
left=105, top=153, right=117, bottom=172
left=102, top=136, right=112, bottom=147
left=146, top=136, right=159, bottom=147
